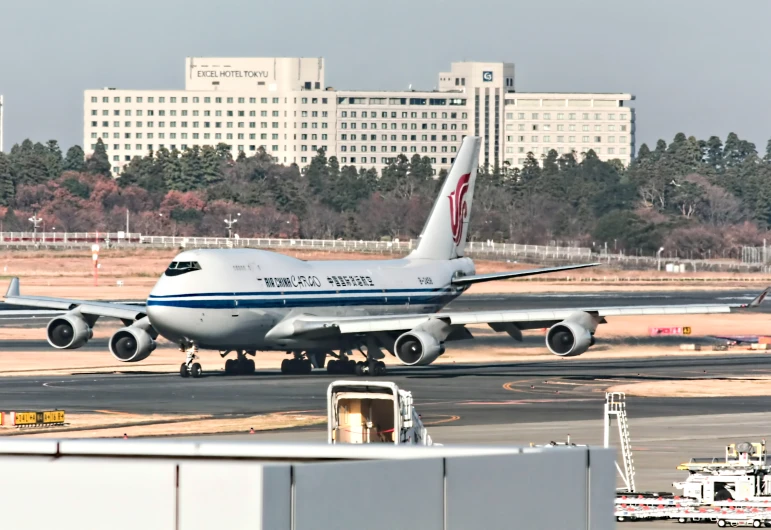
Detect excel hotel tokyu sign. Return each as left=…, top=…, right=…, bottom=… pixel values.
left=196, top=69, right=270, bottom=79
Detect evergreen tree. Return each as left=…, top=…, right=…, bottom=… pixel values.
left=305, top=148, right=329, bottom=198
left=0, top=153, right=14, bottom=206
left=63, top=145, right=86, bottom=172
left=705, top=136, right=724, bottom=169
left=200, top=145, right=224, bottom=186
left=180, top=146, right=204, bottom=191
left=9, top=139, right=48, bottom=185
left=85, top=138, right=111, bottom=176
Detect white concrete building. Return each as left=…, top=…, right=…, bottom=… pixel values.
left=83, top=57, right=635, bottom=175
left=504, top=93, right=635, bottom=167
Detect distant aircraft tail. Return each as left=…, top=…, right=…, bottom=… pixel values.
left=408, top=136, right=481, bottom=260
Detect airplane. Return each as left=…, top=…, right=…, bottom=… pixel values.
left=2, top=136, right=743, bottom=378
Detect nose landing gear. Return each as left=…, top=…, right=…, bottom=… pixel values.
left=179, top=344, right=202, bottom=378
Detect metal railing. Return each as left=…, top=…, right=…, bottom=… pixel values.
left=0, top=232, right=591, bottom=257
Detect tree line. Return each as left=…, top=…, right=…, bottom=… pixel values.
left=0, top=134, right=769, bottom=258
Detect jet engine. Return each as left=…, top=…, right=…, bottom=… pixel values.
left=394, top=331, right=445, bottom=366
left=545, top=320, right=593, bottom=357
left=109, top=326, right=156, bottom=362
left=46, top=313, right=93, bottom=349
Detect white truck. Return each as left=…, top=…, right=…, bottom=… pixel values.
left=327, top=380, right=435, bottom=445
left=674, top=441, right=771, bottom=503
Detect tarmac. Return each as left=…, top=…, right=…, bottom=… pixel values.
left=1, top=289, right=769, bottom=529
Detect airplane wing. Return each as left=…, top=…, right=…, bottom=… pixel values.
left=265, top=303, right=734, bottom=340
left=3, top=278, right=146, bottom=322
left=711, top=335, right=768, bottom=344
left=451, top=263, right=599, bottom=285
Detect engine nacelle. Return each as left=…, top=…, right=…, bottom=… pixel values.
left=546, top=321, right=593, bottom=357
left=394, top=331, right=445, bottom=366
left=109, top=326, right=156, bottom=362
left=46, top=313, right=93, bottom=349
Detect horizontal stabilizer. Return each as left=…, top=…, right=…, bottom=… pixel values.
left=451, top=263, right=599, bottom=286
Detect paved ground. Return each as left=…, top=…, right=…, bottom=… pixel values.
left=1, top=289, right=769, bottom=529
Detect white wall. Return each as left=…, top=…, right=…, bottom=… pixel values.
left=0, top=440, right=615, bottom=530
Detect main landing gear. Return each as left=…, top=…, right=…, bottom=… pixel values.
left=280, top=350, right=314, bottom=374
left=279, top=349, right=387, bottom=376
left=179, top=344, right=202, bottom=378
left=222, top=350, right=256, bottom=376
left=326, top=348, right=387, bottom=377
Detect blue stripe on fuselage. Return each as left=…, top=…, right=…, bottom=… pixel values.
left=145, top=293, right=456, bottom=309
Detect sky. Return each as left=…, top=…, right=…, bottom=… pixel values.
left=1, top=0, right=770, bottom=153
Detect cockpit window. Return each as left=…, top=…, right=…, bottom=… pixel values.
left=164, top=261, right=202, bottom=277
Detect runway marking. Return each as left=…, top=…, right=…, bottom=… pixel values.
left=502, top=379, right=540, bottom=393
left=462, top=398, right=600, bottom=406
left=93, top=410, right=144, bottom=417
left=422, top=414, right=460, bottom=426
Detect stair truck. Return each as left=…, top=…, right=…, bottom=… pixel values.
left=327, top=380, right=435, bottom=445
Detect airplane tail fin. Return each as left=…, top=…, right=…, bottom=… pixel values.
left=408, top=136, right=481, bottom=260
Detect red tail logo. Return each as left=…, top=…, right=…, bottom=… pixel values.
left=448, top=173, right=470, bottom=245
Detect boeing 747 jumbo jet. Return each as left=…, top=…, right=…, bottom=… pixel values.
left=3, top=137, right=743, bottom=378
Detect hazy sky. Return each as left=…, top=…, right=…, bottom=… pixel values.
left=2, top=0, right=770, bottom=153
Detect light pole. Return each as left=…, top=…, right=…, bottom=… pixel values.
left=224, top=213, right=240, bottom=238
left=28, top=214, right=42, bottom=242
left=657, top=247, right=665, bottom=272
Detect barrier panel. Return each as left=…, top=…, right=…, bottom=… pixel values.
left=0, top=439, right=615, bottom=530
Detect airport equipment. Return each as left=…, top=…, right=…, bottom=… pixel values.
left=674, top=441, right=771, bottom=503
left=0, top=438, right=616, bottom=530
left=327, top=380, right=434, bottom=445
left=604, top=391, right=636, bottom=492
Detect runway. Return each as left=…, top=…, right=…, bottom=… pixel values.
left=2, top=353, right=770, bottom=426
left=0, top=289, right=768, bottom=423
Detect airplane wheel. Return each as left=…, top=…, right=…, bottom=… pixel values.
left=246, top=359, right=255, bottom=373
left=225, top=359, right=235, bottom=375
left=280, top=359, right=290, bottom=374
left=355, top=362, right=365, bottom=376
left=302, top=360, right=312, bottom=374
left=191, top=363, right=203, bottom=378
left=179, top=363, right=189, bottom=378
left=376, top=362, right=387, bottom=376
left=327, top=360, right=339, bottom=374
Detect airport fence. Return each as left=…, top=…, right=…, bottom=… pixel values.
left=0, top=231, right=768, bottom=272
left=0, top=231, right=592, bottom=260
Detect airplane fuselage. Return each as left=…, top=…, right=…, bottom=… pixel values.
left=145, top=249, right=475, bottom=351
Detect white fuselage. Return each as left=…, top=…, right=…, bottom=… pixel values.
left=145, top=249, right=475, bottom=351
